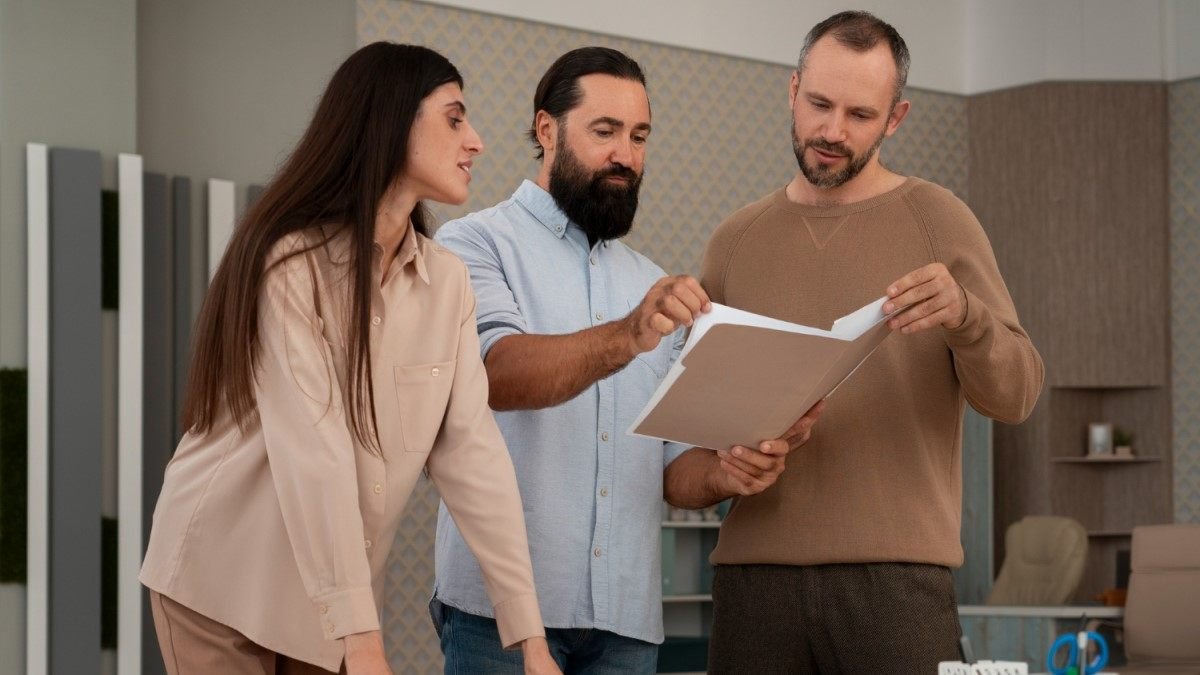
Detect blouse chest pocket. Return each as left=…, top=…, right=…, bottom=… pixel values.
left=394, top=360, right=456, bottom=454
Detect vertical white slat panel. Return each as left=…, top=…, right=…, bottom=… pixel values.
left=117, top=153, right=143, bottom=675
left=207, top=179, right=235, bottom=280
left=25, top=142, right=49, bottom=675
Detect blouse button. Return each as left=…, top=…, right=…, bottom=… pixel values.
left=431, top=367, right=440, bottom=377
left=364, top=539, right=373, bottom=549
left=371, top=316, right=381, bottom=326
left=373, top=483, right=383, bottom=494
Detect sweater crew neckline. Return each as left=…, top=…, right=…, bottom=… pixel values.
left=772, top=176, right=922, bottom=217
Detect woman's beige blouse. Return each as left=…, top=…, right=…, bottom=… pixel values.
left=140, top=226, right=543, bottom=671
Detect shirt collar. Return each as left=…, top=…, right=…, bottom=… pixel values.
left=513, top=179, right=570, bottom=239
left=393, top=221, right=430, bottom=285
left=326, top=221, right=429, bottom=286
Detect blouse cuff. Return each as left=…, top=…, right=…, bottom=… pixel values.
left=313, top=586, right=380, bottom=640
left=492, top=592, right=545, bottom=650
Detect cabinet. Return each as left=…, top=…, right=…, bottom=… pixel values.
left=970, top=82, right=1173, bottom=602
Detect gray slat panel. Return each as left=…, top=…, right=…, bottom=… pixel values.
left=141, top=172, right=171, bottom=675
left=171, top=177, right=191, bottom=445
left=48, top=147, right=102, bottom=674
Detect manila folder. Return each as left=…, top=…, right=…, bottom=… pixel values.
left=629, top=297, right=894, bottom=451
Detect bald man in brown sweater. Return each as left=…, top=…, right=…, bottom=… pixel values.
left=663, top=11, right=1044, bottom=674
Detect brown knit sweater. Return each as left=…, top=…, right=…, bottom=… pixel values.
left=702, top=177, right=1044, bottom=568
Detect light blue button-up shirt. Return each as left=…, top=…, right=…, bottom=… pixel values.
left=432, top=180, right=688, bottom=644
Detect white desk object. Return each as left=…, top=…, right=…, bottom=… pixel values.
left=939, top=660, right=1028, bottom=675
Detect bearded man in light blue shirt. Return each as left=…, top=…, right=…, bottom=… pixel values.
left=432, top=47, right=821, bottom=675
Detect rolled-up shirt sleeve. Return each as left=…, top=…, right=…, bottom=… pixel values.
left=435, top=220, right=527, bottom=359
left=255, top=243, right=378, bottom=640
left=425, top=268, right=545, bottom=648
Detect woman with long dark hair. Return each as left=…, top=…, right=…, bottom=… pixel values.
left=140, top=43, right=558, bottom=674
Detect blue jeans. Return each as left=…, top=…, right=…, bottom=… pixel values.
left=437, top=604, right=658, bottom=675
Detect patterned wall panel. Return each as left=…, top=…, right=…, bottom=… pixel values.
left=881, top=89, right=969, bottom=200
left=380, top=478, right=442, bottom=672
left=359, top=1, right=970, bottom=668
left=1171, top=77, right=1200, bottom=524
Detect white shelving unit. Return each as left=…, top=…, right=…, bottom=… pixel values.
left=662, top=590, right=705, bottom=600
left=660, top=505, right=723, bottom=666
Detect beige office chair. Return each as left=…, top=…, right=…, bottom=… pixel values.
left=985, top=515, right=1087, bottom=605
left=1119, top=523, right=1200, bottom=675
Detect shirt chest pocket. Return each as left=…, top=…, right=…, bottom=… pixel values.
left=394, top=360, right=456, bottom=454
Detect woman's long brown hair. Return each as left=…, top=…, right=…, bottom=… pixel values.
left=181, top=43, right=463, bottom=451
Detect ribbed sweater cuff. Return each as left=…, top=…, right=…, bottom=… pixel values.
left=943, top=286, right=988, bottom=347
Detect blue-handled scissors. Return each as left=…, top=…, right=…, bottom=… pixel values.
left=1046, top=631, right=1108, bottom=675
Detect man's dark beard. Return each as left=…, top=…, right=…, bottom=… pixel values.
left=548, top=143, right=642, bottom=245
left=792, top=118, right=885, bottom=189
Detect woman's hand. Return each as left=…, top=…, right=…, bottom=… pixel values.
left=343, top=630, right=393, bottom=675
left=521, top=636, right=561, bottom=675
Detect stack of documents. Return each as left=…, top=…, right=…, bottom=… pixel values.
left=629, top=297, right=896, bottom=451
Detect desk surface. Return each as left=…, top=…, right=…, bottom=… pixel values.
left=958, top=605, right=1124, bottom=618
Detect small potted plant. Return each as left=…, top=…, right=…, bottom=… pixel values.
left=1113, top=428, right=1135, bottom=458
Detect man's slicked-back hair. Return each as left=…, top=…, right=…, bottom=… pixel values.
left=528, top=46, right=647, bottom=159
left=797, top=11, right=910, bottom=106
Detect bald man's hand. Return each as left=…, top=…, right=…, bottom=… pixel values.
left=713, top=400, right=825, bottom=496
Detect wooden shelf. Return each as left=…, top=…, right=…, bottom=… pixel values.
left=662, top=594, right=712, bottom=603
left=1051, top=456, right=1161, bottom=464
left=1087, top=530, right=1132, bottom=538
left=662, top=521, right=722, bottom=528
